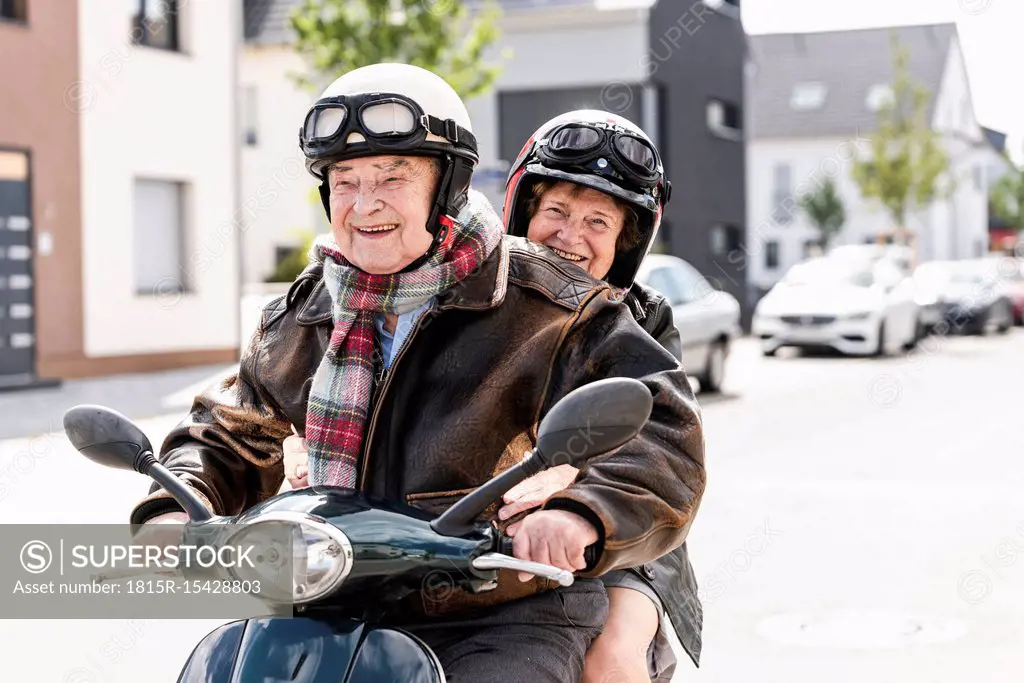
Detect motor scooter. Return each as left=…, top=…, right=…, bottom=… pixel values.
left=62, top=376, right=653, bottom=682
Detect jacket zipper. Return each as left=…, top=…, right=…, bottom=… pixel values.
left=357, top=304, right=437, bottom=489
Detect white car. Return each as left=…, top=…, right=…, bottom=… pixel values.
left=752, top=257, right=921, bottom=357
left=635, top=254, right=742, bottom=392
left=827, top=244, right=915, bottom=275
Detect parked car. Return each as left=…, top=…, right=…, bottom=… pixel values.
left=920, top=259, right=1015, bottom=335
left=635, top=254, right=742, bottom=393
left=911, top=260, right=956, bottom=333
left=992, top=257, right=1024, bottom=325
left=752, top=256, right=920, bottom=357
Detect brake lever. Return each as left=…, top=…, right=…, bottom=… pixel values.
left=470, top=553, right=575, bottom=587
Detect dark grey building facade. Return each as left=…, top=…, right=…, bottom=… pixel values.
left=648, top=1, right=749, bottom=324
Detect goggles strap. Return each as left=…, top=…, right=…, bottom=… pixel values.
left=422, top=114, right=478, bottom=154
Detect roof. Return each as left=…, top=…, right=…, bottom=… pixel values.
left=748, top=23, right=957, bottom=140
left=243, top=0, right=646, bottom=45
left=982, top=127, right=1007, bottom=153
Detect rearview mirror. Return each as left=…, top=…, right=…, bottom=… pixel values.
left=63, top=404, right=154, bottom=473
left=533, top=377, right=653, bottom=469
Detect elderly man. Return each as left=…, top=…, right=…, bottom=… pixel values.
left=131, top=63, right=705, bottom=683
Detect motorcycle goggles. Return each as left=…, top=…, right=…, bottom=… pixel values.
left=535, top=122, right=663, bottom=189
left=300, top=92, right=477, bottom=172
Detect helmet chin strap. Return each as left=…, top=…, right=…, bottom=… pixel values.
left=317, top=154, right=467, bottom=275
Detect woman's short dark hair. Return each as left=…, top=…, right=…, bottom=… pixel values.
left=524, top=179, right=642, bottom=251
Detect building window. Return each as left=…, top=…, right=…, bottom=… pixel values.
left=133, top=178, right=188, bottom=295
left=865, top=84, right=894, bottom=112
left=772, top=163, right=793, bottom=225
left=790, top=82, right=827, bottom=111
left=972, top=165, right=982, bottom=191
left=243, top=85, right=258, bottom=146
left=710, top=224, right=743, bottom=256
left=132, top=0, right=179, bottom=51
left=707, top=99, right=742, bottom=141
left=765, top=241, right=780, bottom=269
left=0, top=0, right=28, bottom=21
left=803, top=239, right=822, bottom=258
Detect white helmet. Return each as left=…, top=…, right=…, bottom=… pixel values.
left=299, top=63, right=479, bottom=237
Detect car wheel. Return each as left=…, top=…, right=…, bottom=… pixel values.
left=699, top=341, right=727, bottom=394
left=997, top=302, right=1012, bottom=334
left=762, top=347, right=778, bottom=358
left=873, top=321, right=887, bottom=357
left=979, top=308, right=997, bottom=336
left=903, top=316, right=922, bottom=351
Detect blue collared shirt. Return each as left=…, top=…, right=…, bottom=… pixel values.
left=373, top=299, right=434, bottom=369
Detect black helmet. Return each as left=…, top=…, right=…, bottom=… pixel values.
left=502, top=110, right=671, bottom=289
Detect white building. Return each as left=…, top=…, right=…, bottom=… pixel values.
left=746, top=24, right=991, bottom=291
left=75, top=0, right=243, bottom=368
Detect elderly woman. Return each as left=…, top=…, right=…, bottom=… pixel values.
left=283, top=106, right=704, bottom=682
left=499, top=110, right=703, bottom=683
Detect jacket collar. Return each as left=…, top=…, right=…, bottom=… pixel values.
left=295, top=239, right=510, bottom=326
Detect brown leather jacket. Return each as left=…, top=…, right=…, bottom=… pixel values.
left=129, top=235, right=705, bottom=607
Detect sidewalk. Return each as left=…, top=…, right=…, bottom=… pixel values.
left=0, top=363, right=236, bottom=440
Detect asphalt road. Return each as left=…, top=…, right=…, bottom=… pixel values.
left=1, top=330, right=1022, bottom=681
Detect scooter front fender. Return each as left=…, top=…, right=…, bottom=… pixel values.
left=177, top=616, right=445, bottom=683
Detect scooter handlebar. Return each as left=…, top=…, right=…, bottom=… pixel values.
left=494, top=535, right=599, bottom=576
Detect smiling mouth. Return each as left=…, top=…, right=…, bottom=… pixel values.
left=550, top=246, right=586, bottom=263
left=356, top=224, right=398, bottom=234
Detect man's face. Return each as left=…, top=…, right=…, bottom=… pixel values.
left=326, top=155, right=438, bottom=274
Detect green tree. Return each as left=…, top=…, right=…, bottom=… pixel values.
left=798, top=177, right=846, bottom=249
left=850, top=32, right=953, bottom=250
left=989, top=161, right=1024, bottom=235
left=265, top=227, right=317, bottom=283
left=289, top=0, right=508, bottom=100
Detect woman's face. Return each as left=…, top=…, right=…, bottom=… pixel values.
left=525, top=182, right=626, bottom=279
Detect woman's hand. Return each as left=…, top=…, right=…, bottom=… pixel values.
left=498, top=463, right=579, bottom=525
left=283, top=429, right=309, bottom=490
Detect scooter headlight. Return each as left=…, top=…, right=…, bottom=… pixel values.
left=225, top=511, right=353, bottom=605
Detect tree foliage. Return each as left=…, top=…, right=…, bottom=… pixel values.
left=289, top=0, right=508, bottom=101
left=850, top=32, right=953, bottom=245
left=798, top=177, right=846, bottom=248
left=989, top=160, right=1024, bottom=233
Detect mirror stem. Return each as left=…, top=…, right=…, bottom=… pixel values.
left=140, top=452, right=213, bottom=523
left=430, top=452, right=546, bottom=538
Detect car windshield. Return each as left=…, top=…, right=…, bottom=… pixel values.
left=783, top=260, right=873, bottom=287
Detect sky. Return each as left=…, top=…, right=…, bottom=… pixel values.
left=741, top=0, right=1021, bottom=161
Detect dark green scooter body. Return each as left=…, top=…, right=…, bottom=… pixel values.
left=177, top=488, right=498, bottom=683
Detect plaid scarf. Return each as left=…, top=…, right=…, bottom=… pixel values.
left=305, top=190, right=503, bottom=487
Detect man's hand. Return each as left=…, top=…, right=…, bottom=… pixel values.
left=133, top=510, right=189, bottom=548
left=283, top=429, right=309, bottom=489
left=510, top=509, right=598, bottom=582
left=498, top=463, right=578, bottom=521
